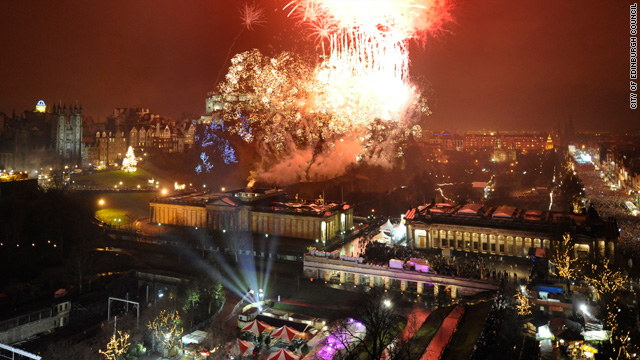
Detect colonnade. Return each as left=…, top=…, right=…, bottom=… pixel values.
left=410, top=224, right=616, bottom=260
left=316, top=269, right=461, bottom=298
left=415, top=227, right=551, bottom=257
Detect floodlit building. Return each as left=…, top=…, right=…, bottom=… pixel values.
left=404, top=202, right=618, bottom=261
left=149, top=188, right=354, bottom=241
left=0, top=101, right=83, bottom=172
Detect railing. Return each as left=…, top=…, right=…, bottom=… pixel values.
left=0, top=308, right=52, bottom=332
left=303, top=255, right=500, bottom=291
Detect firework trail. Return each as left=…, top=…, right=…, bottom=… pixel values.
left=214, top=2, right=266, bottom=85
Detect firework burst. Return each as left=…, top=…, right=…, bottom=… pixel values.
left=240, top=2, right=266, bottom=31
left=213, top=0, right=452, bottom=183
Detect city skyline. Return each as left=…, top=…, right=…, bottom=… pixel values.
left=0, top=0, right=636, bottom=131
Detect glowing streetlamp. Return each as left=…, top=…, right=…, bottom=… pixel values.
left=98, top=199, right=105, bottom=206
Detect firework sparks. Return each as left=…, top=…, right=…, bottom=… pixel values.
left=240, top=3, right=266, bottom=31
left=213, top=0, right=452, bottom=183
left=292, top=0, right=452, bottom=126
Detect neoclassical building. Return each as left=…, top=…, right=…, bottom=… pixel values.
left=150, top=188, right=354, bottom=241
left=404, top=203, right=618, bottom=261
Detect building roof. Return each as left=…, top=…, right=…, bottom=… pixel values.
left=151, top=189, right=351, bottom=218
left=493, top=205, right=516, bottom=218
left=457, top=203, right=483, bottom=215
left=406, top=202, right=619, bottom=240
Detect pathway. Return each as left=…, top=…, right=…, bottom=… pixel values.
left=420, top=305, right=465, bottom=360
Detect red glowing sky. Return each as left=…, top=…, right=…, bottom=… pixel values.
left=0, top=0, right=635, bottom=131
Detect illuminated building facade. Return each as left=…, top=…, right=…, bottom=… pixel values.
left=150, top=189, right=354, bottom=241
left=53, top=104, right=83, bottom=168
left=405, top=203, right=618, bottom=261
left=463, top=132, right=550, bottom=151
left=128, top=122, right=196, bottom=153
left=0, top=101, right=83, bottom=172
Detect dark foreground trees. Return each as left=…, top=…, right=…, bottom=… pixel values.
left=325, top=288, right=409, bottom=360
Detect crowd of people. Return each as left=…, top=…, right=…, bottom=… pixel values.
left=470, top=292, right=513, bottom=360
left=577, top=164, right=640, bottom=259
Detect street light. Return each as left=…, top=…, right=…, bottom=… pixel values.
left=98, top=199, right=105, bottom=206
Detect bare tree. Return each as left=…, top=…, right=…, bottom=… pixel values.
left=326, top=288, right=407, bottom=360
left=224, top=231, right=251, bottom=263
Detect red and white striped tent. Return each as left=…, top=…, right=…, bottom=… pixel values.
left=241, top=319, right=270, bottom=336
left=270, top=325, right=301, bottom=343
left=266, top=349, right=299, bottom=360
left=237, top=339, right=255, bottom=355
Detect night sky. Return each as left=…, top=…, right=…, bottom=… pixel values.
left=0, top=0, right=636, bottom=131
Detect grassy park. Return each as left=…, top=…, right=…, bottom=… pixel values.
left=71, top=167, right=171, bottom=189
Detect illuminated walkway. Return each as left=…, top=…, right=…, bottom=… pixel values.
left=421, top=305, right=465, bottom=360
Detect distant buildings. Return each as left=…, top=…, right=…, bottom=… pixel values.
left=420, top=130, right=553, bottom=153
left=0, top=101, right=83, bottom=172
left=590, top=131, right=640, bottom=192
left=150, top=188, right=354, bottom=242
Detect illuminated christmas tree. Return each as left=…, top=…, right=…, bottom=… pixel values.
left=122, top=146, right=137, bottom=173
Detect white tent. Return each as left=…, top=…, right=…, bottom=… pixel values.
left=182, top=330, right=209, bottom=345
left=380, top=220, right=395, bottom=232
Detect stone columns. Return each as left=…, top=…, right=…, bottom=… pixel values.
left=400, top=280, right=407, bottom=292
left=339, top=271, right=345, bottom=284
left=433, top=284, right=439, bottom=297
left=417, top=282, right=424, bottom=295
left=354, top=274, right=360, bottom=286
left=370, top=276, right=375, bottom=288
left=384, top=277, right=390, bottom=290
left=450, top=286, right=457, bottom=299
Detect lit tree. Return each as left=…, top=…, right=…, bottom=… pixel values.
left=514, top=288, right=532, bottom=316
left=122, top=146, right=137, bottom=173
left=585, top=258, right=627, bottom=298
left=147, top=310, right=183, bottom=352
left=99, top=331, right=130, bottom=360
left=609, top=329, right=637, bottom=360
left=549, top=233, right=578, bottom=280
